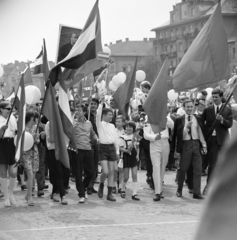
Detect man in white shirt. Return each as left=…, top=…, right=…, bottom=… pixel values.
left=96, top=100, right=119, bottom=201
left=144, top=116, right=174, bottom=201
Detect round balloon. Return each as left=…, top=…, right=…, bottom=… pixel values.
left=168, top=90, right=178, bottom=101
left=25, top=85, right=41, bottom=105
left=109, top=81, right=117, bottom=92
left=136, top=70, right=146, bottom=82
left=117, top=72, right=126, bottom=84
left=205, top=88, right=213, bottom=99
left=0, top=65, right=4, bottom=78
left=112, top=75, right=122, bottom=87
left=103, top=46, right=111, bottom=57
left=14, top=132, right=34, bottom=152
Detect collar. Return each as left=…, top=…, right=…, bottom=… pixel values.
left=214, top=103, right=222, bottom=109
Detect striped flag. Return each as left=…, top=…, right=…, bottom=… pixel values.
left=49, top=0, right=102, bottom=86
left=23, top=66, right=33, bottom=86
left=15, top=69, right=26, bottom=162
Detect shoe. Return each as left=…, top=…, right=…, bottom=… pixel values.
left=107, top=194, right=116, bottom=201
left=51, top=194, right=59, bottom=202
left=149, top=182, right=154, bottom=190
left=43, top=184, right=49, bottom=190
left=120, top=191, right=126, bottom=198
left=132, top=195, right=140, bottom=201
left=193, top=194, right=204, bottom=200
left=98, top=183, right=104, bottom=198
left=153, top=194, right=161, bottom=202
left=203, top=186, right=208, bottom=196
left=189, top=189, right=193, bottom=194
left=176, top=191, right=182, bottom=197
left=87, top=188, right=92, bottom=195
left=92, top=188, right=98, bottom=194
left=85, top=191, right=88, bottom=199
left=79, top=197, right=85, bottom=203
left=21, top=185, right=27, bottom=191
left=118, top=188, right=122, bottom=194
left=37, top=190, right=44, bottom=197
left=28, top=200, right=34, bottom=206
left=112, top=187, right=116, bottom=194
left=61, top=196, right=68, bottom=205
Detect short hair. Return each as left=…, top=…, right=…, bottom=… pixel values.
left=70, top=32, right=78, bottom=38
left=25, top=110, right=39, bottom=124
left=201, top=90, right=208, bottom=96
left=183, top=99, right=193, bottom=107
left=140, top=81, right=151, bottom=90
left=138, top=105, right=144, bottom=111
left=77, top=104, right=87, bottom=113
left=102, top=108, right=113, bottom=116
left=92, top=97, right=99, bottom=106
left=116, top=115, right=126, bottom=123
left=212, top=88, right=223, bottom=97
left=124, top=121, right=136, bottom=132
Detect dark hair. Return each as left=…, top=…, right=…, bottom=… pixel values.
left=201, top=90, right=208, bottom=96
left=25, top=111, right=39, bottom=124
left=116, top=115, right=126, bottom=123
left=92, top=98, right=99, bottom=106
left=212, top=88, right=223, bottom=97
left=183, top=99, right=193, bottom=107
left=102, top=108, right=113, bottom=116
left=70, top=32, right=78, bottom=38
left=124, top=121, right=136, bottom=132
left=138, top=105, right=144, bottom=111
left=172, top=107, right=179, bottom=113
left=140, top=81, right=151, bottom=90
left=77, top=104, right=87, bottom=113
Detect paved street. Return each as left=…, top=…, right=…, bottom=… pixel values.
left=0, top=170, right=206, bottom=240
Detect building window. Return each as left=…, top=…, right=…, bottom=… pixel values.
left=182, top=27, right=186, bottom=34
left=164, top=45, right=168, bottom=52
left=233, top=47, right=236, bottom=60
left=166, top=30, right=169, bottom=38
left=179, top=42, right=183, bottom=52
left=170, top=60, right=173, bottom=67
left=170, top=30, right=173, bottom=37
left=191, top=8, right=195, bottom=17
left=176, top=28, right=179, bottom=36
left=172, top=13, right=176, bottom=22
left=159, top=32, right=163, bottom=39
left=179, top=58, right=182, bottom=63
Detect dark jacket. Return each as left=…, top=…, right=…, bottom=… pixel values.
left=202, top=105, right=233, bottom=146
left=171, top=114, right=206, bottom=154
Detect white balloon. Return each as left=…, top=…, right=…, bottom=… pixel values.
left=136, top=70, right=146, bottom=82
left=131, top=99, right=140, bottom=109
left=206, top=88, right=213, bottom=99
left=112, top=75, right=122, bottom=87
left=109, top=81, right=117, bottom=92
left=117, top=72, right=126, bottom=84
left=168, top=90, right=178, bottom=101
left=103, top=46, right=111, bottom=56
left=14, top=132, right=34, bottom=152
left=25, top=85, right=41, bottom=105
left=0, top=65, right=4, bottom=78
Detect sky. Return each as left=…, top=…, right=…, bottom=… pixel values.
left=0, top=0, right=180, bottom=64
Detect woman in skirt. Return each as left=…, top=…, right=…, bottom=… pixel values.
left=0, top=101, right=17, bottom=207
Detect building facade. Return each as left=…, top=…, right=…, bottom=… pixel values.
left=151, top=0, right=237, bottom=76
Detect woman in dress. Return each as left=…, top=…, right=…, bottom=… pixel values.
left=21, top=110, right=40, bottom=206
left=0, top=101, right=17, bottom=207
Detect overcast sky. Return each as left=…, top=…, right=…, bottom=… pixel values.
left=0, top=0, right=180, bottom=64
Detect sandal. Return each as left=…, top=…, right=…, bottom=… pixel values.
left=51, top=194, right=60, bottom=202
left=28, top=200, right=34, bottom=206
left=121, top=191, right=126, bottom=198
left=9, top=196, right=17, bottom=206
left=21, top=185, right=27, bottom=191
left=61, top=196, right=68, bottom=205
left=132, top=195, right=140, bottom=201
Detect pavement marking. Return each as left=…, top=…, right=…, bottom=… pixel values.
left=3, top=220, right=199, bottom=233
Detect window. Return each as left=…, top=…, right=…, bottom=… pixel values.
left=233, top=47, right=236, bottom=60
left=172, top=13, right=176, bottom=22
left=179, top=42, right=183, bottom=52
left=170, top=60, right=173, bottom=67
left=159, top=32, right=163, bottom=39
left=164, top=45, right=168, bottom=52
left=191, top=8, right=195, bottom=17
left=166, top=30, right=169, bottom=38
left=170, top=30, right=173, bottom=37
left=176, top=28, right=179, bottom=36
left=182, top=27, right=186, bottom=34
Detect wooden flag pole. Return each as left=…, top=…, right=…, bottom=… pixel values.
left=88, top=76, right=93, bottom=121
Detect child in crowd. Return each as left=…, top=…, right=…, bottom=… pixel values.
left=114, top=115, right=126, bottom=194
left=140, top=81, right=151, bottom=104
left=119, top=121, right=140, bottom=201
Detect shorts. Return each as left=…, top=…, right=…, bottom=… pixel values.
left=99, top=144, right=117, bottom=162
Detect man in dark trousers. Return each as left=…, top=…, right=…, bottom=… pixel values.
left=202, top=88, right=233, bottom=195
left=172, top=99, right=207, bottom=199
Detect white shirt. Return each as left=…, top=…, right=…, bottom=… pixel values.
left=96, top=104, right=119, bottom=154
left=177, top=107, right=186, bottom=116
left=0, top=115, right=17, bottom=138
left=212, top=103, right=222, bottom=136
left=183, top=113, right=206, bottom=148
left=144, top=116, right=174, bottom=142
left=45, top=122, right=55, bottom=150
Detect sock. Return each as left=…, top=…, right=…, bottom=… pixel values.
left=132, top=182, right=137, bottom=196
left=122, top=181, right=126, bottom=191
left=9, top=177, right=16, bottom=197
left=1, top=178, right=9, bottom=202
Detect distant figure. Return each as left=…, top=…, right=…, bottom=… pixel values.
left=58, top=33, right=78, bottom=63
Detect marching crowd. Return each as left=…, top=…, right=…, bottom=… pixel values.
left=0, top=80, right=236, bottom=207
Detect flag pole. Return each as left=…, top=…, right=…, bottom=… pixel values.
left=88, top=75, right=93, bottom=121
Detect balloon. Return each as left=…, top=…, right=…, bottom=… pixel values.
left=103, top=46, right=111, bottom=57
left=96, top=80, right=106, bottom=90
left=112, top=75, right=123, bottom=87
left=205, top=88, right=213, bottom=99
left=168, top=90, right=178, bottom=101
left=131, top=99, right=140, bottom=109
left=117, top=72, right=126, bottom=84
left=25, top=85, right=41, bottom=105
left=136, top=70, right=146, bottom=82
left=0, top=65, right=4, bottom=77
left=14, top=132, right=34, bottom=152
left=109, top=81, right=117, bottom=92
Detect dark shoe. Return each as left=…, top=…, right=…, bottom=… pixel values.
left=98, top=183, right=104, bottom=198
left=149, top=182, right=155, bottom=190
left=37, top=190, right=44, bottom=197
left=153, top=194, right=161, bottom=201
left=121, top=191, right=126, bottom=198
left=203, top=186, right=208, bottom=196
left=132, top=195, right=140, bottom=201
left=176, top=191, right=182, bottom=197
left=43, top=184, right=49, bottom=190
left=21, top=185, right=27, bottom=191
left=118, top=188, right=122, bottom=194
left=92, top=188, right=98, bottom=194
left=189, top=189, right=193, bottom=194
left=112, top=187, right=116, bottom=194
left=193, top=194, right=204, bottom=200
left=87, top=188, right=92, bottom=195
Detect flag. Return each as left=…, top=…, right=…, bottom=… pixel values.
left=143, top=57, right=169, bottom=133
left=42, top=82, right=70, bottom=168
left=49, top=0, right=102, bottom=86
left=31, top=39, right=50, bottom=82
left=194, top=134, right=237, bottom=240
left=23, top=66, right=33, bottom=86
left=15, top=72, right=26, bottom=162
left=113, top=58, right=137, bottom=118
left=172, top=3, right=229, bottom=92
